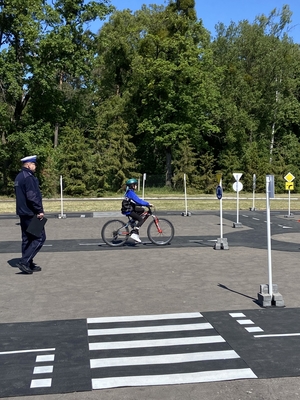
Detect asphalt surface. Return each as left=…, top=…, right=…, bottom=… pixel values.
left=1, top=209, right=300, bottom=400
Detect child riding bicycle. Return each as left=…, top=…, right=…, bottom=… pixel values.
left=121, top=178, right=153, bottom=243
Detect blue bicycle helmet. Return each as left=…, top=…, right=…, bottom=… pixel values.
left=126, top=178, right=138, bottom=187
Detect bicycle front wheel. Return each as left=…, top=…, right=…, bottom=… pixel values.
left=101, top=219, right=129, bottom=247
left=147, top=218, right=174, bottom=245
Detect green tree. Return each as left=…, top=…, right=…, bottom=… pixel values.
left=92, top=95, right=137, bottom=192
left=57, top=126, right=93, bottom=195
left=130, top=3, right=220, bottom=185
left=0, top=0, right=113, bottom=194
left=211, top=5, right=300, bottom=174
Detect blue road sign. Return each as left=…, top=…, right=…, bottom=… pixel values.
left=216, top=185, right=222, bottom=200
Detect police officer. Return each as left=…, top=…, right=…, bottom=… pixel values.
left=14, top=155, right=46, bottom=274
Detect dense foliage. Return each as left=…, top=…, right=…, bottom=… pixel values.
left=1, top=0, right=300, bottom=196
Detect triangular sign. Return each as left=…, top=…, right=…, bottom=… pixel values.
left=216, top=173, right=222, bottom=184
left=233, top=172, right=243, bottom=181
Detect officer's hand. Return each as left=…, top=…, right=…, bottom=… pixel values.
left=37, top=213, right=44, bottom=219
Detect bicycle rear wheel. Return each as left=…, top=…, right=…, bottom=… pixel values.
left=147, top=218, right=174, bottom=245
left=101, top=219, right=129, bottom=247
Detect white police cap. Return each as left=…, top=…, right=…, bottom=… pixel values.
left=20, top=155, right=37, bottom=163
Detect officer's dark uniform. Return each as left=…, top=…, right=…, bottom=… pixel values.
left=14, top=166, right=46, bottom=268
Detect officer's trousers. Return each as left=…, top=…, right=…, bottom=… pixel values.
left=19, top=216, right=46, bottom=266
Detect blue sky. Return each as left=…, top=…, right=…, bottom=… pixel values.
left=95, top=0, right=300, bottom=43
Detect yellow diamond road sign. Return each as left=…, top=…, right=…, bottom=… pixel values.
left=284, top=172, right=295, bottom=182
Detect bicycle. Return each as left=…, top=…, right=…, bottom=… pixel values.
left=101, top=207, right=175, bottom=247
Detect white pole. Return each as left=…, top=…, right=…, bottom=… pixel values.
left=142, top=173, right=146, bottom=200
left=184, top=174, right=188, bottom=215
left=252, top=174, right=256, bottom=210
left=60, top=175, right=63, bottom=218
left=266, top=175, right=273, bottom=297
left=288, top=189, right=291, bottom=216
left=220, top=179, right=223, bottom=239
left=236, top=178, right=240, bottom=224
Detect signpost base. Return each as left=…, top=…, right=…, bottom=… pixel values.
left=257, top=284, right=285, bottom=307
left=233, top=222, right=243, bottom=228
left=181, top=212, right=191, bottom=217
left=284, top=213, right=294, bottom=218
left=58, top=214, right=66, bottom=219
left=249, top=207, right=256, bottom=211
left=214, top=237, right=229, bottom=250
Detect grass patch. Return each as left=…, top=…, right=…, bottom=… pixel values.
left=1, top=193, right=299, bottom=213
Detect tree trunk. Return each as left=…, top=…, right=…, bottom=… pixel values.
left=54, top=123, right=59, bottom=148
left=165, top=148, right=172, bottom=186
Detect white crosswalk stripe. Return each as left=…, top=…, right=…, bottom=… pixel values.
left=87, top=312, right=257, bottom=389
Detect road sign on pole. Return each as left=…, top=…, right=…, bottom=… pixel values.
left=284, top=172, right=295, bottom=182
left=250, top=174, right=256, bottom=211
left=257, top=175, right=284, bottom=307
left=233, top=172, right=243, bottom=181
left=232, top=173, right=243, bottom=228
left=214, top=177, right=229, bottom=250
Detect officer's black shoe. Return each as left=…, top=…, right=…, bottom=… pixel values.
left=16, top=262, right=33, bottom=274
left=30, top=263, right=42, bottom=272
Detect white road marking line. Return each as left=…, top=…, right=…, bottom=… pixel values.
left=254, top=333, right=300, bottom=338
left=88, top=323, right=213, bottom=336
left=0, top=348, right=55, bottom=355
left=89, top=335, right=225, bottom=350
left=245, top=327, right=264, bottom=333
left=90, top=350, right=240, bottom=368
left=236, top=319, right=254, bottom=325
left=87, top=312, right=202, bottom=323
left=33, top=366, right=53, bottom=374
left=252, top=218, right=260, bottom=220
left=229, top=313, right=246, bottom=318
left=242, top=215, right=249, bottom=218
left=91, top=368, right=257, bottom=389
left=30, top=378, right=52, bottom=388
left=79, top=243, right=101, bottom=246
left=36, top=355, right=55, bottom=362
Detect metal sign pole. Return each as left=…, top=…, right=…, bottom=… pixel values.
left=252, top=174, right=256, bottom=211
left=142, top=173, right=146, bottom=200
left=266, top=175, right=273, bottom=298
left=220, top=178, right=223, bottom=239
left=214, top=174, right=228, bottom=249
left=258, top=175, right=284, bottom=307
left=236, top=177, right=240, bottom=224
left=288, top=189, right=291, bottom=216
left=59, top=175, right=66, bottom=219
left=232, top=172, right=243, bottom=227
left=184, top=174, right=188, bottom=215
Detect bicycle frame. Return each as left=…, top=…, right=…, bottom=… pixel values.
left=101, top=206, right=174, bottom=246
left=128, top=207, right=161, bottom=232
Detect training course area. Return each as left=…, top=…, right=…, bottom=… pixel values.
left=1, top=209, right=300, bottom=400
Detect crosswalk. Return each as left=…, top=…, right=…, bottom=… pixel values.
left=87, top=312, right=257, bottom=390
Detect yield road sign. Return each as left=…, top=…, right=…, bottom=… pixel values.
left=233, top=172, right=243, bottom=181
left=284, top=173, right=295, bottom=182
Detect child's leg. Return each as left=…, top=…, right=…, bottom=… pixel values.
left=129, top=210, right=144, bottom=227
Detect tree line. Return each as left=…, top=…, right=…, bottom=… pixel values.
left=1, top=0, right=300, bottom=197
